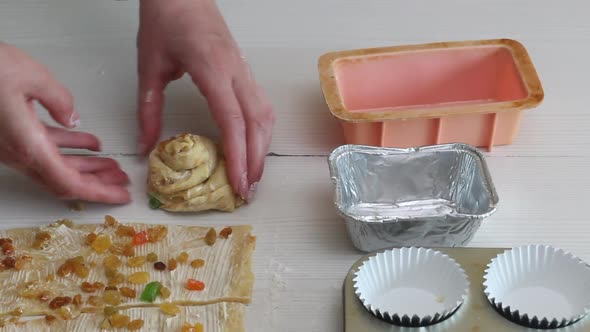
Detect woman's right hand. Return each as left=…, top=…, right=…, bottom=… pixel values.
left=0, top=42, right=131, bottom=204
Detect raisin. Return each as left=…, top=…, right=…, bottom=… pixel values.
left=160, top=302, right=181, bottom=316
left=57, top=263, right=73, bottom=278
left=85, top=233, right=97, bottom=246
left=159, top=287, right=171, bottom=299
left=103, top=290, right=122, bottom=306
left=146, top=252, right=158, bottom=262
left=105, top=286, right=118, bottom=291
left=49, top=296, right=72, bottom=309
left=219, top=227, right=233, bottom=239
left=120, top=287, right=136, bottom=298
left=81, top=282, right=97, bottom=293
left=205, top=228, right=217, bottom=246
left=109, top=313, right=130, bottom=328
left=127, top=256, right=146, bottom=267
left=104, top=306, right=118, bottom=316
left=0, top=238, right=12, bottom=246
left=116, top=225, right=136, bottom=237
left=74, top=264, right=89, bottom=278
left=168, top=258, right=178, bottom=271
left=104, top=215, right=118, bottom=227
left=127, top=319, right=144, bottom=330
left=3, top=257, right=15, bottom=269
left=2, top=243, right=15, bottom=255
left=107, top=273, right=125, bottom=286
left=45, top=315, right=56, bottom=324
left=10, top=307, right=23, bottom=316
left=32, top=231, right=51, bottom=249
left=91, top=234, right=111, bottom=253
left=190, top=259, right=205, bottom=269
left=128, top=272, right=150, bottom=284
left=87, top=296, right=103, bottom=306
left=103, top=255, right=122, bottom=270
left=72, top=294, right=82, bottom=307
left=177, top=252, right=189, bottom=264
left=154, top=261, right=166, bottom=271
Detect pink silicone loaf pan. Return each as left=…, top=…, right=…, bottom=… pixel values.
left=318, top=39, right=544, bottom=150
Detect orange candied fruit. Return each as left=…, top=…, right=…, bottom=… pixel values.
left=116, top=225, right=136, bottom=237
left=185, top=279, right=205, bottom=291
left=104, top=215, right=119, bottom=227
left=219, top=227, right=233, bottom=239
left=181, top=323, right=204, bottom=332
left=132, top=231, right=149, bottom=246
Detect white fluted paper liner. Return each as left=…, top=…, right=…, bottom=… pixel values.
left=483, top=245, right=590, bottom=329
left=353, top=247, right=470, bottom=327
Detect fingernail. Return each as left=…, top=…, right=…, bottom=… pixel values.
left=240, top=173, right=248, bottom=200
left=69, top=112, right=80, bottom=128
left=247, top=182, right=258, bottom=201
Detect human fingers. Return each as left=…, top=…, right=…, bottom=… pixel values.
left=46, top=126, right=101, bottom=151
left=233, top=75, right=275, bottom=199
left=196, top=78, right=249, bottom=199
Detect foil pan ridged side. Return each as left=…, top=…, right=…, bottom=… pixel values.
left=328, top=144, right=499, bottom=252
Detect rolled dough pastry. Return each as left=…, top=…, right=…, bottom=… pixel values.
left=147, top=134, right=244, bottom=212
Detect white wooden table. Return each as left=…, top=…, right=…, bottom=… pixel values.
left=1, top=1, right=589, bottom=331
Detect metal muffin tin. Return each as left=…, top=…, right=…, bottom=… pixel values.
left=343, top=247, right=590, bottom=332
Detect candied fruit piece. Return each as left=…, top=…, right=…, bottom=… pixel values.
left=49, top=296, right=72, bottom=309
left=116, top=225, right=136, bottom=237
left=186, top=279, right=205, bottom=291
left=190, top=259, right=205, bottom=269
left=127, top=319, right=144, bottom=331
left=160, top=302, right=180, bottom=316
left=205, top=228, right=216, bottom=246
left=132, top=231, right=149, bottom=246
left=109, top=313, right=130, bottom=328
left=103, top=290, right=122, bottom=306
left=87, top=295, right=103, bottom=306
left=120, top=287, right=136, bottom=298
left=146, top=252, right=158, bottom=262
left=105, top=286, right=118, bottom=291
left=128, top=272, right=150, bottom=284
left=127, top=256, right=146, bottom=267
left=159, top=286, right=171, bottom=299
left=94, top=282, right=105, bottom=289
left=45, top=315, right=56, bottom=324
left=91, top=234, right=111, bottom=253
left=154, top=261, right=166, bottom=271
left=219, top=227, right=233, bottom=239
left=103, top=254, right=122, bottom=270
left=104, top=215, right=118, bottom=227
left=140, top=281, right=161, bottom=302
left=177, top=252, right=189, bottom=264
left=85, top=233, right=97, bottom=246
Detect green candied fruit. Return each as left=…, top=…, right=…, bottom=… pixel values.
left=149, top=196, right=162, bottom=209
left=140, top=281, right=161, bottom=302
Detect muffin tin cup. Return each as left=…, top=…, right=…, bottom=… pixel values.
left=353, top=247, right=470, bottom=327
left=483, top=245, right=590, bottom=329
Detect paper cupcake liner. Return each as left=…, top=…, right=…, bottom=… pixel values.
left=353, top=247, right=470, bottom=327
left=483, top=245, right=590, bottom=329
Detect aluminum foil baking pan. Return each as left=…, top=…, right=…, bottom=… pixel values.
left=328, top=143, right=499, bottom=252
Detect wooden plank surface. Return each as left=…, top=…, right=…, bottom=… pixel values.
left=0, top=0, right=589, bottom=331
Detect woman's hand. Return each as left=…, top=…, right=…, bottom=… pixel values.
left=137, top=0, right=275, bottom=201
left=0, top=43, right=131, bottom=204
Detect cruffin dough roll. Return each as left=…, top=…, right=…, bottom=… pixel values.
left=148, top=133, right=244, bottom=212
